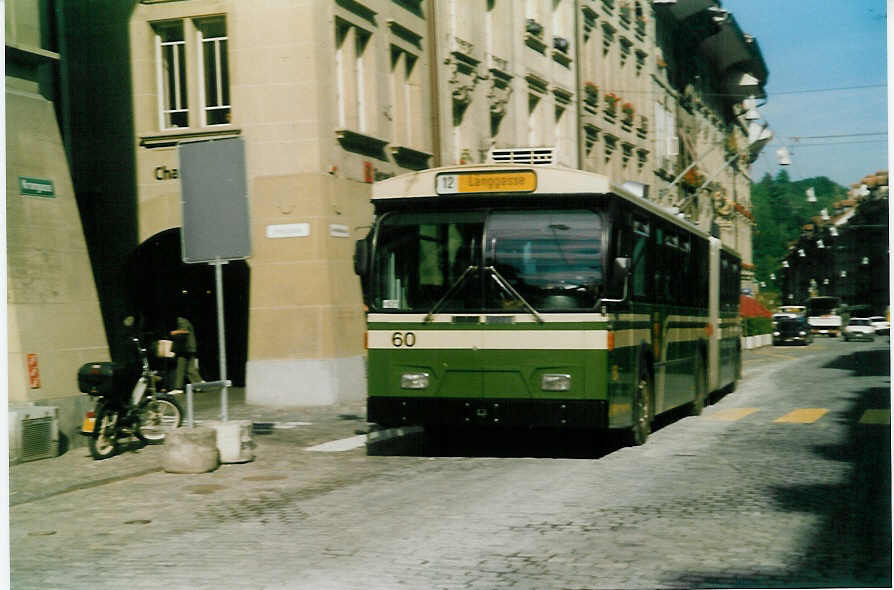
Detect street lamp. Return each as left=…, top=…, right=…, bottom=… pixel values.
left=806, top=187, right=817, bottom=202
left=776, top=147, right=792, bottom=166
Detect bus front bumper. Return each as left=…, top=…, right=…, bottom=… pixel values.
left=368, top=397, right=608, bottom=429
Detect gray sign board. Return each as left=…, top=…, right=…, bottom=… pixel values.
left=178, top=137, right=252, bottom=263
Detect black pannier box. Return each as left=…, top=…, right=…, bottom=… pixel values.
left=78, top=362, right=129, bottom=397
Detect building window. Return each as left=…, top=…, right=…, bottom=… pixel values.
left=197, top=18, right=230, bottom=126
left=654, top=102, right=678, bottom=169
left=153, top=17, right=231, bottom=131
left=391, top=46, right=421, bottom=147
left=528, top=92, right=544, bottom=146
left=155, top=21, right=188, bottom=129
left=336, top=19, right=374, bottom=133
left=525, top=74, right=548, bottom=147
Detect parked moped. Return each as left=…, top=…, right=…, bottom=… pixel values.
left=79, top=317, right=183, bottom=460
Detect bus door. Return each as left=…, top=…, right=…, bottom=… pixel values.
left=610, top=213, right=651, bottom=427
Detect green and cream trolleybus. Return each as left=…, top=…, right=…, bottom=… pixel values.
left=354, top=165, right=741, bottom=445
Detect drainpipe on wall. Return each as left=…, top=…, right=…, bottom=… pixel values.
left=574, top=0, right=582, bottom=171
left=427, top=0, right=442, bottom=168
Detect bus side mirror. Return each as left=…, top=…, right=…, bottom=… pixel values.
left=354, top=239, right=370, bottom=278
left=611, top=257, right=631, bottom=294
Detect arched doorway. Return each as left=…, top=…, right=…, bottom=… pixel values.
left=127, top=228, right=250, bottom=386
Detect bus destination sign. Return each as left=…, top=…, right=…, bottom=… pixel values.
left=436, top=171, right=536, bottom=195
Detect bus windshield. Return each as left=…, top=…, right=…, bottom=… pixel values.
left=807, top=296, right=839, bottom=316
left=371, top=208, right=604, bottom=312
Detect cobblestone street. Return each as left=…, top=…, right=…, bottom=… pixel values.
left=10, top=339, right=891, bottom=589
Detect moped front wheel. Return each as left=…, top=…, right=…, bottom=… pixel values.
left=89, top=404, right=120, bottom=460
left=135, top=394, right=183, bottom=444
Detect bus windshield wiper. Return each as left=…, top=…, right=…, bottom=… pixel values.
left=485, top=266, right=544, bottom=324
left=423, top=265, right=479, bottom=323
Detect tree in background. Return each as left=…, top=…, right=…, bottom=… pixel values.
left=750, top=171, right=847, bottom=293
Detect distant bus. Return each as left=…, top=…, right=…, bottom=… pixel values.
left=773, top=305, right=806, bottom=326
left=806, top=296, right=842, bottom=337
left=354, top=165, right=742, bottom=446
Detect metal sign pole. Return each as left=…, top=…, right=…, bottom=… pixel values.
left=214, top=257, right=229, bottom=422
left=179, top=138, right=251, bottom=425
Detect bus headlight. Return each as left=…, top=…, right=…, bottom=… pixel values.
left=799, top=331, right=807, bottom=336
left=400, top=372, right=430, bottom=389
left=773, top=331, right=780, bottom=337
left=541, top=373, right=571, bottom=391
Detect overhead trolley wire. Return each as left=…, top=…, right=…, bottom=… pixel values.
left=594, top=82, right=886, bottom=101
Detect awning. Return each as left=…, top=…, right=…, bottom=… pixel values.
left=741, top=294, right=772, bottom=318
left=700, top=15, right=768, bottom=84
left=653, top=0, right=716, bottom=21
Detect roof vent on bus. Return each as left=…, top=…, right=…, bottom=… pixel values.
left=488, top=147, right=556, bottom=165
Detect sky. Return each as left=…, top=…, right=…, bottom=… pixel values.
left=721, top=0, right=888, bottom=187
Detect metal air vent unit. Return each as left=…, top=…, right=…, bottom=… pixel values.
left=488, top=147, right=556, bottom=165
left=9, top=404, right=59, bottom=464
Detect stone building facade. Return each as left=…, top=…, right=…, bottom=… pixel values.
left=6, top=0, right=110, bottom=453
left=10, top=0, right=769, bottom=429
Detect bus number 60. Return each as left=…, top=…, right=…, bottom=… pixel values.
left=391, top=332, right=416, bottom=347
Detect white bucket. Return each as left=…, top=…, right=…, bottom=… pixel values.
left=206, top=420, right=255, bottom=463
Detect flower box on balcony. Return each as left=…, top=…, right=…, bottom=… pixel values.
left=525, top=20, right=547, bottom=54
left=604, top=92, right=620, bottom=113
left=553, top=36, right=569, bottom=52
left=636, top=116, right=648, bottom=139
left=635, top=15, right=646, bottom=38
left=619, top=3, right=632, bottom=25
left=526, top=18, right=543, bottom=37
left=681, top=167, right=706, bottom=191
left=584, top=82, right=599, bottom=105
left=552, top=39, right=573, bottom=67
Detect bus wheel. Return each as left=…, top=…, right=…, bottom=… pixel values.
left=629, top=370, right=653, bottom=446
left=690, top=354, right=707, bottom=416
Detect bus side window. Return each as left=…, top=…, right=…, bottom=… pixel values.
left=720, top=255, right=731, bottom=311
left=678, top=233, right=691, bottom=306
left=630, top=218, right=650, bottom=299
left=655, top=225, right=674, bottom=303
left=693, top=239, right=709, bottom=308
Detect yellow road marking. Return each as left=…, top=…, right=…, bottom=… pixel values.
left=706, top=408, right=759, bottom=421
left=859, top=409, right=890, bottom=425
left=748, top=349, right=799, bottom=360
left=773, top=408, right=829, bottom=424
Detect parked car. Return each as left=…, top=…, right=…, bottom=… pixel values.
left=772, top=312, right=798, bottom=327
left=842, top=318, right=875, bottom=342
left=773, top=316, right=812, bottom=346
left=869, top=316, right=890, bottom=335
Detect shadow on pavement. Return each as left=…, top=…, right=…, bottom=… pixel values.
left=368, top=426, right=622, bottom=460
left=666, top=346, right=892, bottom=588
left=821, top=347, right=891, bottom=377
left=367, top=386, right=710, bottom=460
